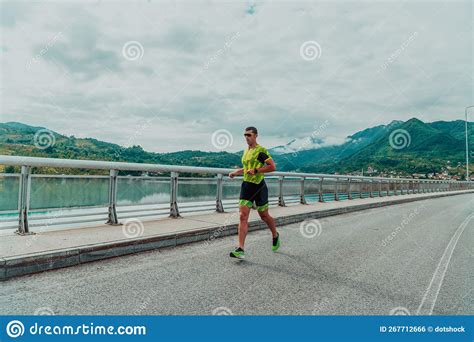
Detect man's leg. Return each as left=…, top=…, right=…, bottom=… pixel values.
left=255, top=181, right=277, bottom=238
left=258, top=208, right=277, bottom=238
left=238, top=204, right=251, bottom=249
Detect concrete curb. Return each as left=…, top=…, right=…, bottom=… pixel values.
left=1, top=190, right=472, bottom=281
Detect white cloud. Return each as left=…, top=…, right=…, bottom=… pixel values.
left=1, top=0, right=472, bottom=153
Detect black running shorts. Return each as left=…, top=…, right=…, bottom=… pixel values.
left=239, top=180, right=269, bottom=212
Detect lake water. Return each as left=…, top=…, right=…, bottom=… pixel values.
left=0, top=174, right=384, bottom=233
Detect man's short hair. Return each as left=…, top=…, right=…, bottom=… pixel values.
left=245, top=126, right=258, bottom=135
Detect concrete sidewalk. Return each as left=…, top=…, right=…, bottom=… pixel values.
left=1, top=190, right=472, bottom=280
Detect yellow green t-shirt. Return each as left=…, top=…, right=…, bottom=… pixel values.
left=242, top=144, right=273, bottom=184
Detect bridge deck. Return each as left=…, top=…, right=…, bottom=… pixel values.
left=0, top=190, right=472, bottom=281
left=0, top=191, right=472, bottom=315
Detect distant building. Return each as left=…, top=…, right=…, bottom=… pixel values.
left=367, top=166, right=377, bottom=174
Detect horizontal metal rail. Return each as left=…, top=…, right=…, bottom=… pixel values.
left=0, top=155, right=472, bottom=235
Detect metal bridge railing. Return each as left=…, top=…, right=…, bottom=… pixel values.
left=0, top=155, right=472, bottom=235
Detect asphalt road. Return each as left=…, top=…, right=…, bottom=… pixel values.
left=1, top=193, right=472, bottom=315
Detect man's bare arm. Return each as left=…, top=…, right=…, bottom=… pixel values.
left=246, top=159, right=276, bottom=175
left=257, top=159, right=276, bottom=173
left=229, top=168, right=244, bottom=178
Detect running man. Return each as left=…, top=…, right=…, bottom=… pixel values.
left=228, top=126, right=280, bottom=259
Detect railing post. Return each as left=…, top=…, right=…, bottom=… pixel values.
left=387, top=180, right=392, bottom=196
left=359, top=179, right=363, bottom=199
left=278, top=176, right=286, bottom=206
left=369, top=179, right=374, bottom=198
left=347, top=178, right=352, bottom=200
left=379, top=180, right=383, bottom=197
left=300, top=177, right=307, bottom=204
left=319, top=177, right=324, bottom=202
left=17, top=165, right=32, bottom=235
left=394, top=180, right=399, bottom=196
left=170, top=171, right=181, bottom=217
left=106, top=169, right=119, bottom=225
left=334, top=177, right=339, bottom=201
left=216, top=174, right=224, bottom=213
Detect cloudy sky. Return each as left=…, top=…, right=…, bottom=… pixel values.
left=0, top=0, right=472, bottom=153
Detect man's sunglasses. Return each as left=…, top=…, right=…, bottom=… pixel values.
left=244, top=133, right=253, bottom=137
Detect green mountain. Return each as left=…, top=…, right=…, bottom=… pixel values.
left=0, top=122, right=241, bottom=175
left=293, top=118, right=473, bottom=178
left=0, top=119, right=472, bottom=178
left=269, top=120, right=403, bottom=169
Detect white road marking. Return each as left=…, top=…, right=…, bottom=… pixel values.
left=416, top=213, right=473, bottom=315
